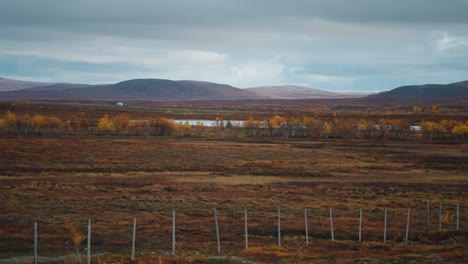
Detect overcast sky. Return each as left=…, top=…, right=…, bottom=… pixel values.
left=1, top=0, right=467, bottom=92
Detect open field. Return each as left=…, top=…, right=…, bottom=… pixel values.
left=2, top=100, right=468, bottom=121
left=0, top=136, right=467, bottom=263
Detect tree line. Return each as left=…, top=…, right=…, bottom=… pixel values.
left=0, top=111, right=467, bottom=141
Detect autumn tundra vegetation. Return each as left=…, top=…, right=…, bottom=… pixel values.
left=0, top=101, right=467, bottom=263
left=1, top=104, right=468, bottom=140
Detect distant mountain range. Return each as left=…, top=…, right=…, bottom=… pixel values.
left=0, top=77, right=467, bottom=103
left=246, top=85, right=368, bottom=99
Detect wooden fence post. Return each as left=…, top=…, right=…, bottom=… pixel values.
left=426, top=201, right=430, bottom=233
left=383, top=208, right=387, bottom=243
left=456, top=203, right=460, bottom=231
left=304, top=208, right=309, bottom=247
left=405, top=208, right=410, bottom=243
left=172, top=210, right=176, bottom=255
left=214, top=209, right=221, bottom=254
left=330, top=208, right=335, bottom=241
left=131, top=218, right=137, bottom=260
left=438, top=203, right=442, bottom=232
left=87, top=219, right=91, bottom=264
left=277, top=207, right=281, bottom=247
left=34, top=222, right=37, bottom=264
left=359, top=208, right=362, bottom=242
left=244, top=209, right=248, bottom=249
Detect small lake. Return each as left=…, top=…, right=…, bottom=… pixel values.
left=174, top=120, right=244, bottom=127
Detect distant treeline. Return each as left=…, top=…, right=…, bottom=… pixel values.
left=0, top=111, right=467, bottom=141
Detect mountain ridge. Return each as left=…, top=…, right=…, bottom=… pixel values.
left=0, top=77, right=467, bottom=103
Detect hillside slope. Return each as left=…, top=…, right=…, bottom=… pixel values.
left=364, top=81, right=468, bottom=104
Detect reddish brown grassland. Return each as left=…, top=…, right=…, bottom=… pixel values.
left=0, top=101, right=467, bottom=263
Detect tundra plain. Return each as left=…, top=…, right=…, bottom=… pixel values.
left=0, top=101, right=467, bottom=263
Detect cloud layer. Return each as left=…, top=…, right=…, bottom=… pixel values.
left=1, top=0, right=467, bottom=91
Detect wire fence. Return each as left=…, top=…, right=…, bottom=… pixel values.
left=1, top=202, right=465, bottom=263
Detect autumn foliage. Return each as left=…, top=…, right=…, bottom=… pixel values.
left=0, top=109, right=466, bottom=142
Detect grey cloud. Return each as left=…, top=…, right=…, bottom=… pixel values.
left=1, top=0, right=467, bottom=91
left=2, top=0, right=468, bottom=26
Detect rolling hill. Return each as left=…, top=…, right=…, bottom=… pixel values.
left=0, top=78, right=263, bottom=101
left=1, top=77, right=467, bottom=103
left=451, top=80, right=468, bottom=88
left=364, top=81, right=468, bottom=104
left=246, top=85, right=368, bottom=99
left=0, top=77, right=54, bottom=91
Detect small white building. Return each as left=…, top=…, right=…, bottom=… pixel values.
left=410, top=125, right=422, bottom=131
left=116, top=102, right=127, bottom=107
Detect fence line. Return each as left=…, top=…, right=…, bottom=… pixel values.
left=10, top=203, right=465, bottom=261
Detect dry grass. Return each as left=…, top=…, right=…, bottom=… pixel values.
left=0, top=137, right=467, bottom=263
